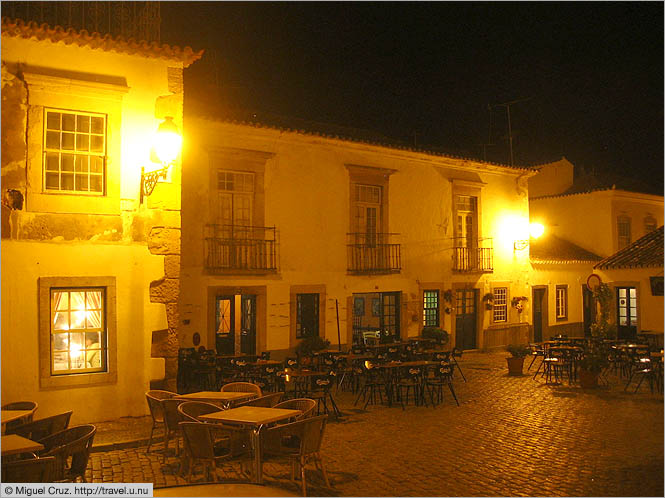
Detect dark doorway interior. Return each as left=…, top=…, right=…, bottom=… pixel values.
left=455, top=289, right=477, bottom=350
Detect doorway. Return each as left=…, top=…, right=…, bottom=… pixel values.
left=616, top=286, right=637, bottom=341
left=214, top=294, right=257, bottom=355
left=532, top=287, right=547, bottom=342
left=582, top=285, right=594, bottom=337
left=352, top=291, right=401, bottom=345
left=455, top=289, right=477, bottom=350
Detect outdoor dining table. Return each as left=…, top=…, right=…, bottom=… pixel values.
left=199, top=406, right=302, bottom=484
left=371, top=360, right=438, bottom=406
left=175, top=391, right=257, bottom=408
left=1, top=434, right=44, bottom=456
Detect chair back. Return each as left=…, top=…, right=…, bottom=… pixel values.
left=7, top=411, right=73, bottom=441
left=301, top=414, right=328, bottom=455
left=146, top=390, right=175, bottom=424
left=236, top=392, right=284, bottom=408
left=261, top=414, right=327, bottom=456
left=220, top=382, right=262, bottom=397
left=161, top=399, right=186, bottom=432
left=39, top=424, right=96, bottom=482
left=179, top=422, right=216, bottom=460
left=1, top=456, right=57, bottom=483
left=2, top=401, right=38, bottom=431
left=177, top=401, right=221, bottom=423
left=273, top=398, right=316, bottom=420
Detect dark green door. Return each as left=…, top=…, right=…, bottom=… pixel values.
left=532, top=288, right=546, bottom=342
left=616, top=287, right=637, bottom=341
left=455, top=289, right=477, bottom=350
left=380, top=292, right=400, bottom=341
left=240, top=295, right=257, bottom=355
left=215, top=296, right=234, bottom=355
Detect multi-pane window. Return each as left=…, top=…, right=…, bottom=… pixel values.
left=353, top=184, right=382, bottom=245
left=493, top=287, right=507, bottom=323
left=217, top=170, right=255, bottom=230
left=296, top=293, right=319, bottom=339
left=423, top=290, right=440, bottom=327
left=51, top=288, right=106, bottom=374
left=44, top=109, right=106, bottom=193
left=555, top=285, right=568, bottom=320
left=617, top=216, right=631, bottom=250
left=644, top=215, right=657, bottom=234
left=617, top=287, right=637, bottom=326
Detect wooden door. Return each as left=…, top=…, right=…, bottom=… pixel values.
left=215, top=296, right=235, bottom=355
left=455, top=289, right=477, bottom=350
left=532, top=288, right=547, bottom=342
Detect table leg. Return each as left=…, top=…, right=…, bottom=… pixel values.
left=251, top=425, right=264, bottom=484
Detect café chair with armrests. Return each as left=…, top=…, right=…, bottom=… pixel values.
left=220, top=382, right=262, bottom=398
left=2, top=401, right=38, bottom=432
left=145, top=390, right=177, bottom=453
left=1, top=456, right=57, bottom=483
left=6, top=411, right=73, bottom=441
left=261, top=414, right=331, bottom=496
left=38, top=424, right=96, bottom=482
left=235, top=392, right=284, bottom=408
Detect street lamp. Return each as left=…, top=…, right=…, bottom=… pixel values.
left=140, top=116, right=182, bottom=204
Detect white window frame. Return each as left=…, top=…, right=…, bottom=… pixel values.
left=39, top=276, right=117, bottom=388
left=493, top=287, right=508, bottom=323
left=555, top=285, right=568, bottom=321
left=423, top=290, right=440, bottom=327
left=43, top=108, right=107, bottom=195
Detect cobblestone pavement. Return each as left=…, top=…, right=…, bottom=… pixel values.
left=87, top=352, right=664, bottom=496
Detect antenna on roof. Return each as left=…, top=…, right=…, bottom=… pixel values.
left=491, top=97, right=532, bottom=166
left=476, top=103, right=495, bottom=161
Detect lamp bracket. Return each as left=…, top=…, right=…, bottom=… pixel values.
left=140, top=165, right=170, bottom=204
left=513, top=240, right=529, bottom=251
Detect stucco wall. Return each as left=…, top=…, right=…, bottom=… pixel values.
left=180, top=118, right=534, bottom=353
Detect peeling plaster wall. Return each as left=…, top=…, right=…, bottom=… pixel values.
left=1, top=36, right=186, bottom=421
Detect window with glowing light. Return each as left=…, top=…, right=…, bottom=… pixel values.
left=50, top=288, right=107, bottom=374
left=555, top=285, right=568, bottom=321
left=423, top=290, right=440, bottom=327
left=43, top=109, right=106, bottom=194
left=493, top=287, right=507, bottom=323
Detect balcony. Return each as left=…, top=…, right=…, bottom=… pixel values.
left=205, top=224, right=278, bottom=274
left=347, top=233, right=401, bottom=274
left=453, top=237, right=493, bottom=272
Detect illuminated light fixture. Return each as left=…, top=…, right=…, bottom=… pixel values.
left=140, top=116, right=182, bottom=204
left=514, top=222, right=545, bottom=251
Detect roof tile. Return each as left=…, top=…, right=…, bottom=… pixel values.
left=594, top=226, right=664, bottom=270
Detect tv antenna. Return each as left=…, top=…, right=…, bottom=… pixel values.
left=492, top=97, right=532, bottom=166
left=475, top=103, right=495, bottom=161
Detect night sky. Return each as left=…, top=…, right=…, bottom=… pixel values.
left=162, top=2, right=663, bottom=186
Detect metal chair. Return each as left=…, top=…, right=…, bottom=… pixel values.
left=424, top=362, right=459, bottom=406
left=6, top=411, right=73, bottom=441
left=145, top=390, right=176, bottom=453
left=38, top=425, right=96, bottom=482
left=261, top=414, right=331, bottom=496
left=1, top=456, right=57, bottom=483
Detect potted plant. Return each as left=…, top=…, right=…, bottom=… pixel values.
left=511, top=296, right=528, bottom=313
left=295, top=336, right=331, bottom=364
left=481, top=292, right=494, bottom=310
left=443, top=289, right=454, bottom=314
left=578, top=344, right=609, bottom=388
left=505, top=344, right=530, bottom=375
left=421, top=326, right=449, bottom=346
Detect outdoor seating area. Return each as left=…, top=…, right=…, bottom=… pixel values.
left=1, top=404, right=96, bottom=483
left=529, top=335, right=664, bottom=393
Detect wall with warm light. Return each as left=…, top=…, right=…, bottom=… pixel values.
left=1, top=30, right=192, bottom=422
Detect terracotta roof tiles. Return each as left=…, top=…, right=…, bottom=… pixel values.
left=594, top=226, right=664, bottom=270
left=1, top=17, right=203, bottom=67
left=530, top=233, right=602, bottom=264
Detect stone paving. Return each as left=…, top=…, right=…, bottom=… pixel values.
left=87, top=352, right=664, bottom=496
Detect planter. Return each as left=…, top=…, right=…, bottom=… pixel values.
left=579, top=368, right=599, bottom=388
left=506, top=356, right=525, bottom=376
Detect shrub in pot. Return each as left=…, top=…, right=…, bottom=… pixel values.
left=578, top=345, right=609, bottom=388
left=295, top=336, right=331, bottom=364
left=421, top=326, right=449, bottom=346
left=506, top=344, right=530, bottom=376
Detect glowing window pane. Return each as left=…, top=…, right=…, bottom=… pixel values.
left=70, top=292, right=85, bottom=310
left=53, top=312, right=69, bottom=330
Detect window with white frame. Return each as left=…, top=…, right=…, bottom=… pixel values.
left=353, top=184, right=382, bottom=245
left=217, top=170, right=254, bottom=229
left=555, top=285, right=568, bottom=321
left=44, top=109, right=106, bottom=194
left=493, top=287, right=508, bottom=323
left=423, top=290, right=440, bottom=327
left=50, top=287, right=107, bottom=374
left=617, top=215, right=631, bottom=250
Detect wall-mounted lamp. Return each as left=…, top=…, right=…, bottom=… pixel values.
left=514, top=222, right=545, bottom=251
left=140, top=116, right=182, bottom=204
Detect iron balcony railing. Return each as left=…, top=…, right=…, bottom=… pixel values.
left=205, top=224, right=278, bottom=273
left=347, top=232, right=401, bottom=274
left=453, top=237, right=493, bottom=272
